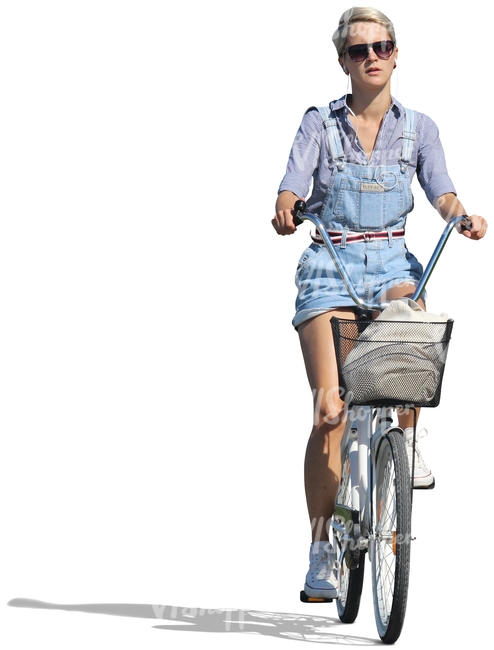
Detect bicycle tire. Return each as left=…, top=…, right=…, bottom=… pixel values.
left=371, top=428, right=412, bottom=644
left=334, top=439, right=365, bottom=624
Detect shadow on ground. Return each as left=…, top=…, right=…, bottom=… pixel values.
left=8, top=598, right=379, bottom=644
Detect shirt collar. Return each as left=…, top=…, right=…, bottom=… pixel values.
left=329, top=95, right=403, bottom=117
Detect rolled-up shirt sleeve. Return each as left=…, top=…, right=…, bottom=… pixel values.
left=416, top=114, right=456, bottom=205
left=277, top=109, right=322, bottom=198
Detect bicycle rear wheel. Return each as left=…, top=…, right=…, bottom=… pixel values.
left=333, top=436, right=365, bottom=624
left=371, top=428, right=411, bottom=644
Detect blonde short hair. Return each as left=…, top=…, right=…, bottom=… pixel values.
left=332, top=7, right=396, bottom=57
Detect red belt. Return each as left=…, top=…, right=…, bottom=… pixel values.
left=311, top=229, right=405, bottom=245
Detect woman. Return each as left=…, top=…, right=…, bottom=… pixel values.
left=272, top=6, right=488, bottom=600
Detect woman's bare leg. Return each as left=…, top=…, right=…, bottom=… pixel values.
left=298, top=309, right=356, bottom=543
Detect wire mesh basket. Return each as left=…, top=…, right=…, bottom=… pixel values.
left=331, top=317, right=454, bottom=407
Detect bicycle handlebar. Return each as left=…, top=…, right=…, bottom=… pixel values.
left=292, top=200, right=471, bottom=311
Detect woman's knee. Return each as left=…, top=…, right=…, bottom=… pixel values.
left=381, top=281, right=425, bottom=309
left=311, top=386, right=347, bottom=429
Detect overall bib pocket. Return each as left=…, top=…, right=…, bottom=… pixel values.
left=332, top=176, right=406, bottom=230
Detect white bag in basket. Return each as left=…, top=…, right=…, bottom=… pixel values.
left=341, top=298, right=452, bottom=404
left=373, top=297, right=449, bottom=325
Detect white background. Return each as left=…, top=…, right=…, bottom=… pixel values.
left=1, top=1, right=492, bottom=648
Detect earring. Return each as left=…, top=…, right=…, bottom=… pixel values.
left=343, top=65, right=348, bottom=74
left=393, top=60, right=397, bottom=69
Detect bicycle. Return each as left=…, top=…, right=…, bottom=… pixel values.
left=294, top=200, right=470, bottom=644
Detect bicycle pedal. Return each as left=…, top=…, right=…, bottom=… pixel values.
left=300, top=590, right=333, bottom=603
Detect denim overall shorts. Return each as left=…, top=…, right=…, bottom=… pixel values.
left=293, top=107, right=423, bottom=329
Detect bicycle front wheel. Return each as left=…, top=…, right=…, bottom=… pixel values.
left=371, top=428, right=411, bottom=644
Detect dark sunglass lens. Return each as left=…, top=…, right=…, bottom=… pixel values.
left=375, top=41, right=394, bottom=58
left=347, top=44, right=368, bottom=62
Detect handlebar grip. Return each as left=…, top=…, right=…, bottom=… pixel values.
left=460, top=216, right=472, bottom=232
left=293, top=199, right=307, bottom=227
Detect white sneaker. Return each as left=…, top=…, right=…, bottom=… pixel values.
left=304, top=541, right=338, bottom=599
left=404, top=427, right=435, bottom=489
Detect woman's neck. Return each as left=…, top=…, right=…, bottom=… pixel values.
left=346, top=89, right=392, bottom=122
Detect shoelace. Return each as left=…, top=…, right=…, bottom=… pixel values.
left=310, top=547, right=336, bottom=576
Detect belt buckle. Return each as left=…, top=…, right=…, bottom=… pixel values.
left=363, top=232, right=375, bottom=241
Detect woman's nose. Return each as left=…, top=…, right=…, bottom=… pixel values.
left=366, top=45, right=379, bottom=62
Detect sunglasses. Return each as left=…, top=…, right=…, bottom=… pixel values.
left=344, top=40, right=395, bottom=63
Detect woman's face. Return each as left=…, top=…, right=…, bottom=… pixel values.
left=340, top=21, right=397, bottom=88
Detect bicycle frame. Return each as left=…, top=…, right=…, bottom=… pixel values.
left=296, top=209, right=467, bottom=546
left=296, top=206, right=468, bottom=641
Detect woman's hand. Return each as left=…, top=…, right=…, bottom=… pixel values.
left=272, top=208, right=298, bottom=235
left=435, top=194, right=488, bottom=240
left=461, top=214, right=488, bottom=240
left=272, top=191, right=301, bottom=235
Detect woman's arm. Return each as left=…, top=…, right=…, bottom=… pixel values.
left=273, top=109, right=322, bottom=236
left=434, top=192, right=488, bottom=240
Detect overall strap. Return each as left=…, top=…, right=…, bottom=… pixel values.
left=399, top=108, right=416, bottom=173
left=315, top=106, right=346, bottom=171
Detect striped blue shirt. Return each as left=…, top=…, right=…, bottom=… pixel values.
left=278, top=96, right=456, bottom=217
